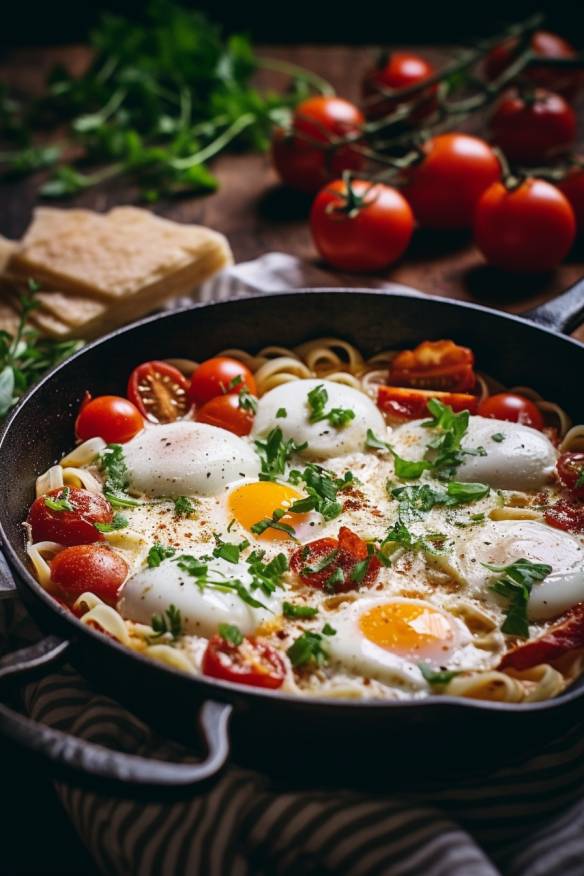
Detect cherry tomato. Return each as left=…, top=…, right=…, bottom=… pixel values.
left=474, top=179, right=575, bottom=273
left=310, top=178, right=414, bottom=272
left=271, top=96, right=364, bottom=194
left=557, top=452, right=584, bottom=498
left=499, top=602, right=584, bottom=670
left=51, top=544, right=128, bottom=605
left=202, top=635, right=285, bottom=689
left=188, top=357, right=256, bottom=407
left=558, top=167, right=584, bottom=234
left=196, top=393, right=255, bottom=436
left=76, top=395, right=143, bottom=444
left=545, top=499, right=584, bottom=533
left=478, top=392, right=544, bottom=430
left=290, top=526, right=381, bottom=592
left=403, top=133, right=501, bottom=230
left=128, top=361, right=190, bottom=424
left=388, top=340, right=476, bottom=392
left=361, top=51, right=437, bottom=122
left=491, top=89, right=576, bottom=165
left=28, top=487, right=113, bottom=546
left=377, top=386, right=479, bottom=421
left=484, top=30, right=580, bottom=98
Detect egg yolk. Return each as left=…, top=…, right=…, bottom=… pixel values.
left=359, top=602, right=455, bottom=659
left=228, top=481, right=307, bottom=541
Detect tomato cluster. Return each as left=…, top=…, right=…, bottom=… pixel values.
left=270, top=29, right=583, bottom=275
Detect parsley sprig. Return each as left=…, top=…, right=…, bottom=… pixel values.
left=255, top=427, right=307, bottom=481
left=306, top=384, right=355, bottom=429
left=288, top=464, right=354, bottom=520
left=150, top=604, right=183, bottom=640
left=94, top=512, right=128, bottom=533
left=147, top=543, right=176, bottom=568
left=99, top=444, right=129, bottom=495
left=422, top=399, right=486, bottom=480
left=44, top=487, right=73, bottom=512
left=484, top=558, right=552, bottom=638
left=287, top=624, right=336, bottom=668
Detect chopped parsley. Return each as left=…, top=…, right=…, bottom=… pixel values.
left=288, top=464, right=353, bottom=520
left=218, top=623, right=243, bottom=646
left=213, top=535, right=249, bottom=564
left=276, top=407, right=287, bottom=418
left=105, top=491, right=142, bottom=509
left=283, top=601, right=318, bottom=619
left=226, top=374, right=243, bottom=390
left=390, top=480, right=489, bottom=522
left=421, top=399, right=478, bottom=480
left=44, top=487, right=73, bottom=512
left=94, top=512, right=128, bottom=533
left=99, top=444, right=129, bottom=494
left=484, top=558, right=552, bottom=638
left=150, top=604, right=182, bottom=640
left=419, top=663, right=459, bottom=686
left=491, top=433, right=505, bottom=443
left=324, top=566, right=345, bottom=592
left=247, top=550, right=288, bottom=596
left=302, top=548, right=339, bottom=575
left=174, top=553, right=268, bottom=610
left=250, top=508, right=297, bottom=539
left=366, top=429, right=431, bottom=480
left=286, top=624, right=336, bottom=668
left=255, top=427, right=307, bottom=481
left=174, top=495, right=197, bottom=517
left=147, top=543, right=176, bottom=568
left=238, top=386, right=258, bottom=414
left=306, top=384, right=355, bottom=429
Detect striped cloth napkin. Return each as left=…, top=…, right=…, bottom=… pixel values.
left=4, top=254, right=584, bottom=876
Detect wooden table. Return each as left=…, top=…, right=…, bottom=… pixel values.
left=1, top=44, right=583, bottom=341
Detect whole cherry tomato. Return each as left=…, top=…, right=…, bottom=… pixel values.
left=474, top=179, right=576, bottom=273
left=128, top=361, right=190, bottom=424
left=28, top=487, right=113, bottom=546
left=271, top=95, right=364, bottom=194
left=478, top=392, right=544, bottom=430
left=558, top=166, right=584, bottom=234
left=484, top=30, right=580, bottom=98
left=76, top=395, right=143, bottom=444
left=202, top=634, right=285, bottom=689
left=361, top=51, right=437, bottom=122
left=51, top=544, right=128, bottom=605
left=290, top=526, right=381, bottom=592
left=188, top=357, right=256, bottom=407
left=491, top=89, right=576, bottom=165
left=556, top=451, right=584, bottom=498
left=403, top=133, right=501, bottom=230
left=310, top=178, right=414, bottom=272
left=196, top=392, right=255, bottom=436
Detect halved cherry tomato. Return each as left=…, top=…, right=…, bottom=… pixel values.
left=51, top=544, right=128, bottom=605
left=202, top=635, right=285, bottom=689
left=499, top=603, right=584, bottom=671
left=545, top=499, right=584, bottom=534
left=557, top=452, right=584, bottom=498
left=188, top=357, right=256, bottom=407
left=28, top=487, right=113, bottom=546
left=361, top=51, right=437, bottom=122
left=377, top=385, right=479, bottom=421
left=484, top=30, right=580, bottom=98
left=271, top=95, right=364, bottom=194
left=388, top=340, right=476, bottom=392
left=478, top=392, right=544, bottom=430
left=491, top=88, right=576, bottom=166
left=196, top=393, right=255, bottom=436
left=76, top=395, right=143, bottom=444
left=128, top=361, right=190, bottom=424
left=474, top=178, right=576, bottom=273
left=402, top=133, right=501, bottom=230
left=290, top=526, right=381, bottom=592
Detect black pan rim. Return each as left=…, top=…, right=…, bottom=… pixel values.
left=1, top=286, right=583, bottom=717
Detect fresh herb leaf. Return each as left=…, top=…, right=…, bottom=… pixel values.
left=306, top=384, right=355, bottom=429
left=105, top=491, right=142, bottom=508
left=218, top=623, right=243, bottom=646
left=213, top=535, right=249, bottom=564
left=247, top=550, right=288, bottom=596
left=350, top=557, right=370, bottom=584
left=365, top=428, right=391, bottom=452
left=302, top=548, right=339, bottom=576
left=422, top=399, right=472, bottom=480
left=390, top=480, right=489, bottom=521
left=288, top=464, right=353, bottom=520
left=484, top=558, right=552, bottom=638
left=446, top=481, right=490, bottom=503
left=147, top=543, right=176, bottom=568
left=238, top=386, right=257, bottom=414
left=276, top=407, right=287, bottom=418
left=324, top=566, right=345, bottom=592
left=419, top=663, right=459, bottom=686
left=491, top=433, right=505, bottom=443
left=94, top=512, right=128, bottom=533
left=44, top=487, right=73, bottom=512
left=227, top=374, right=243, bottom=390
left=287, top=630, right=330, bottom=667
left=251, top=507, right=297, bottom=538
left=99, top=444, right=129, bottom=494
left=366, top=430, right=430, bottom=479
left=255, top=427, right=307, bottom=480
left=150, top=604, right=182, bottom=640
left=174, top=495, right=197, bottom=517
left=283, top=601, right=318, bottom=619
left=174, top=553, right=268, bottom=609
left=322, top=623, right=337, bottom=636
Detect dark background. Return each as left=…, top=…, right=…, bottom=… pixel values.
left=2, top=0, right=584, bottom=47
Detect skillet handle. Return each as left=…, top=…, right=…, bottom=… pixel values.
left=523, top=276, right=584, bottom=334
left=0, top=635, right=233, bottom=794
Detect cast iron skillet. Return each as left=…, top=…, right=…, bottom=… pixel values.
left=0, top=285, right=583, bottom=797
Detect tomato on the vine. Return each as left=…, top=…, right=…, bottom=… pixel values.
left=51, top=544, right=128, bottom=605
left=310, top=178, right=414, bottom=272
left=202, top=634, right=285, bottom=689
left=128, top=361, right=190, bottom=424
left=28, top=487, right=113, bottom=546
left=271, top=96, right=365, bottom=194
left=490, top=89, right=576, bottom=165
left=403, top=133, right=501, bottom=230
left=188, top=357, right=256, bottom=407
left=484, top=30, right=580, bottom=98
left=558, top=167, right=584, bottom=234
left=556, top=451, right=584, bottom=498
left=361, top=52, right=437, bottom=122
left=474, top=178, right=576, bottom=273
left=196, top=393, right=255, bottom=436
left=76, top=395, right=143, bottom=444
left=478, top=392, right=544, bottom=430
